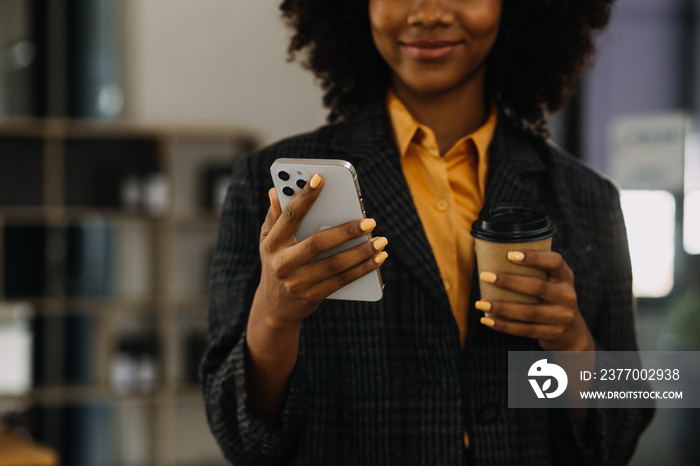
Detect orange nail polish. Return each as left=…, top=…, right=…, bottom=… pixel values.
left=480, top=317, right=495, bottom=327
left=507, top=251, right=525, bottom=262
left=374, top=251, right=388, bottom=264
left=475, top=300, right=491, bottom=312
left=360, top=218, right=376, bottom=232
left=373, top=237, right=388, bottom=250
left=480, top=271, right=497, bottom=283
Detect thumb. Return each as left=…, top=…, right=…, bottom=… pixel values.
left=260, top=187, right=282, bottom=243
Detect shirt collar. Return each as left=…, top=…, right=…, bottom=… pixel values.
left=386, top=88, right=498, bottom=161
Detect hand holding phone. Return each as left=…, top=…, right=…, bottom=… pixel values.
left=269, top=158, right=385, bottom=302
left=250, top=162, right=387, bottom=329
left=245, top=160, right=387, bottom=426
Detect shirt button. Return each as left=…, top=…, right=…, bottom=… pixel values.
left=435, top=198, right=449, bottom=212
left=444, top=281, right=452, bottom=292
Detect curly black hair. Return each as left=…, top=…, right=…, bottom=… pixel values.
left=280, top=0, right=615, bottom=138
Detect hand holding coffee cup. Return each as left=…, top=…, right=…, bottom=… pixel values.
left=471, top=201, right=556, bottom=309
left=470, top=201, right=595, bottom=352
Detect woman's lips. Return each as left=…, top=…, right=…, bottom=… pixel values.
left=400, top=40, right=463, bottom=60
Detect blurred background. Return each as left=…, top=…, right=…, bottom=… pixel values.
left=0, top=0, right=698, bottom=465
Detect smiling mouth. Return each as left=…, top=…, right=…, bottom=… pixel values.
left=400, top=40, right=464, bottom=60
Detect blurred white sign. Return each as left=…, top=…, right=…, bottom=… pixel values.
left=685, top=130, right=700, bottom=192
left=610, top=113, right=689, bottom=191
left=0, top=302, right=33, bottom=394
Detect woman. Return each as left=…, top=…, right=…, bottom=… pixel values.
left=202, top=0, right=654, bottom=464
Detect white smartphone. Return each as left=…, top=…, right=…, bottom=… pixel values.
left=270, top=158, right=384, bottom=302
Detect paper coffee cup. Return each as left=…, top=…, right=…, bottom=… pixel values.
left=471, top=201, right=556, bottom=309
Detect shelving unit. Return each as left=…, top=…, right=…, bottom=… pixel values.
left=0, top=118, right=258, bottom=466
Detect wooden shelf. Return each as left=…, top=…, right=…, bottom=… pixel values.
left=0, top=118, right=255, bottom=466
left=171, top=211, right=222, bottom=226
left=0, top=206, right=223, bottom=226
left=28, top=386, right=179, bottom=405
left=0, top=429, right=58, bottom=466
left=0, top=296, right=210, bottom=316
left=0, top=206, right=162, bottom=224
left=23, top=297, right=160, bottom=316
left=0, top=117, right=258, bottom=142
left=0, top=384, right=206, bottom=406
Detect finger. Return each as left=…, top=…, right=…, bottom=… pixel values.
left=312, top=249, right=388, bottom=298
left=479, top=271, right=577, bottom=307
left=282, top=218, right=377, bottom=270
left=269, top=185, right=282, bottom=218
left=475, top=300, right=574, bottom=326
left=267, top=173, right=324, bottom=246
left=479, top=314, right=563, bottom=340
left=260, top=188, right=282, bottom=243
left=300, top=235, right=387, bottom=280
left=506, top=250, right=574, bottom=283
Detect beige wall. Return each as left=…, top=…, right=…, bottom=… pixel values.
left=123, top=0, right=326, bottom=145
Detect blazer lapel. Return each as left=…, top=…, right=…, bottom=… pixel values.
left=328, top=105, right=552, bottom=316
left=467, top=116, right=551, bottom=338
left=330, top=102, right=451, bottom=310
left=484, top=116, right=548, bottom=204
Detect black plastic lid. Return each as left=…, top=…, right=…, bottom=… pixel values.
left=471, top=201, right=556, bottom=243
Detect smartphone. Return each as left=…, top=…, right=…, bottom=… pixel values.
left=270, top=158, right=384, bottom=301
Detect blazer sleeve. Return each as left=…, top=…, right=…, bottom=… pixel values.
left=200, top=154, right=308, bottom=465
left=551, top=180, right=655, bottom=465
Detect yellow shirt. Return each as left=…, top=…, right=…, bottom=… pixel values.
left=387, top=90, right=497, bottom=347
left=387, top=91, right=497, bottom=450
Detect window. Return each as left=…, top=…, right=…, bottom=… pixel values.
left=684, top=190, right=700, bottom=255
left=620, top=190, right=676, bottom=297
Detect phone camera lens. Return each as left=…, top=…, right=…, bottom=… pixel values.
left=278, top=171, right=290, bottom=181
left=282, top=186, right=295, bottom=197
left=296, top=179, right=307, bottom=189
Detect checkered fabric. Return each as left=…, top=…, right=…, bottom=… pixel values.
left=201, top=101, right=654, bottom=465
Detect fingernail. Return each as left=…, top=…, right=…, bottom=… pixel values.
left=360, top=218, right=376, bottom=232
left=310, top=173, right=322, bottom=189
left=374, top=251, right=388, bottom=264
left=373, top=236, right=388, bottom=250
left=268, top=187, right=275, bottom=200
left=480, top=317, right=495, bottom=327
left=480, top=271, right=497, bottom=283
left=475, top=300, right=491, bottom=312
left=507, top=251, right=524, bottom=262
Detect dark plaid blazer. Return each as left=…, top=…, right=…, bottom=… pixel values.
left=202, top=101, right=654, bottom=465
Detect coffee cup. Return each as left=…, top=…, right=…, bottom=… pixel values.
left=471, top=201, right=556, bottom=310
